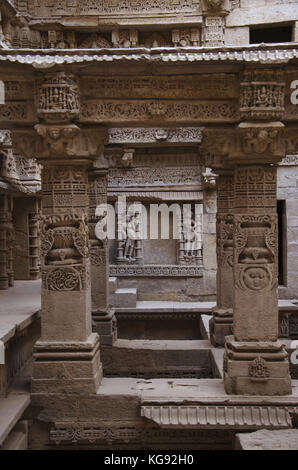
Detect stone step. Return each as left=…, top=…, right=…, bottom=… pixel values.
left=111, top=288, right=137, bottom=308
left=109, top=277, right=118, bottom=294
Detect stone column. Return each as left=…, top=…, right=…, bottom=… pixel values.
left=0, top=194, right=9, bottom=290
left=210, top=170, right=234, bottom=346
left=13, top=72, right=107, bottom=393
left=224, top=122, right=292, bottom=395
left=28, top=198, right=41, bottom=280
left=89, top=165, right=117, bottom=346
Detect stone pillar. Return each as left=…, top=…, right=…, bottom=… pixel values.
left=224, top=122, right=292, bottom=395
left=32, top=156, right=102, bottom=394
left=0, top=194, right=9, bottom=290
left=13, top=72, right=107, bottom=393
left=13, top=196, right=41, bottom=281
left=89, top=166, right=117, bottom=346
left=210, top=170, right=234, bottom=346
left=28, top=198, right=41, bottom=280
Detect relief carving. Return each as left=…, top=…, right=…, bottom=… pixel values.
left=80, top=101, right=239, bottom=123
left=37, top=72, right=80, bottom=123
left=240, top=69, right=285, bottom=121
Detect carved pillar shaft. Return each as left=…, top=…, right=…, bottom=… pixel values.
left=210, top=171, right=234, bottom=346
left=89, top=168, right=117, bottom=346
left=28, top=198, right=41, bottom=280
left=224, top=163, right=292, bottom=395
left=12, top=72, right=108, bottom=393
left=233, top=165, right=278, bottom=341
left=88, top=169, right=109, bottom=314
left=0, top=194, right=9, bottom=289
left=32, top=162, right=102, bottom=393
left=216, top=172, right=234, bottom=309
left=6, top=195, right=14, bottom=287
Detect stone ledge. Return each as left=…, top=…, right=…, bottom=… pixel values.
left=0, top=393, right=30, bottom=446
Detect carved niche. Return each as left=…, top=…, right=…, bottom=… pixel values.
left=240, top=69, right=285, bottom=121
left=37, top=72, right=80, bottom=123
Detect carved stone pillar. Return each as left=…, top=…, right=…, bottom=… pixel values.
left=224, top=122, right=292, bottom=396
left=89, top=165, right=117, bottom=346
left=28, top=198, right=42, bottom=280
left=210, top=170, right=234, bottom=346
left=13, top=72, right=107, bottom=393
left=0, top=194, right=9, bottom=290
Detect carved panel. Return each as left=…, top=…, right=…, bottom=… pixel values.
left=37, top=72, right=80, bottom=123
left=81, top=75, right=239, bottom=100
left=29, top=0, right=202, bottom=16
left=108, top=166, right=202, bottom=188
left=80, top=100, right=239, bottom=123
left=240, top=69, right=285, bottom=121
left=42, top=167, right=89, bottom=214
left=202, top=17, right=225, bottom=47
left=110, top=265, right=203, bottom=276
left=109, top=127, right=204, bottom=144
left=234, top=166, right=277, bottom=211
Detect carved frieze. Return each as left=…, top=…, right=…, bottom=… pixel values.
left=80, top=100, right=239, bottom=124
left=108, top=166, right=202, bottom=188
left=240, top=69, right=285, bottom=121
left=81, top=75, right=239, bottom=100
left=29, top=0, right=202, bottom=16
left=109, top=265, right=203, bottom=277
left=108, top=127, right=204, bottom=145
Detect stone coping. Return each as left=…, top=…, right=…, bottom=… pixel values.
left=0, top=44, right=298, bottom=66
left=116, top=300, right=298, bottom=314
left=96, top=377, right=298, bottom=403
left=0, top=280, right=41, bottom=345
left=0, top=393, right=30, bottom=446
left=113, top=339, right=211, bottom=350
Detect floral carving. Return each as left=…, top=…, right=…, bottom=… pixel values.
left=45, top=267, right=82, bottom=291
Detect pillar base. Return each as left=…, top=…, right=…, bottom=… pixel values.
left=92, top=308, right=117, bottom=346
left=224, top=335, right=292, bottom=396
left=31, top=333, right=102, bottom=394
left=210, top=308, right=233, bottom=347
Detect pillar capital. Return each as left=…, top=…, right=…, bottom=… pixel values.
left=12, top=125, right=108, bottom=165
left=230, top=122, right=286, bottom=166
